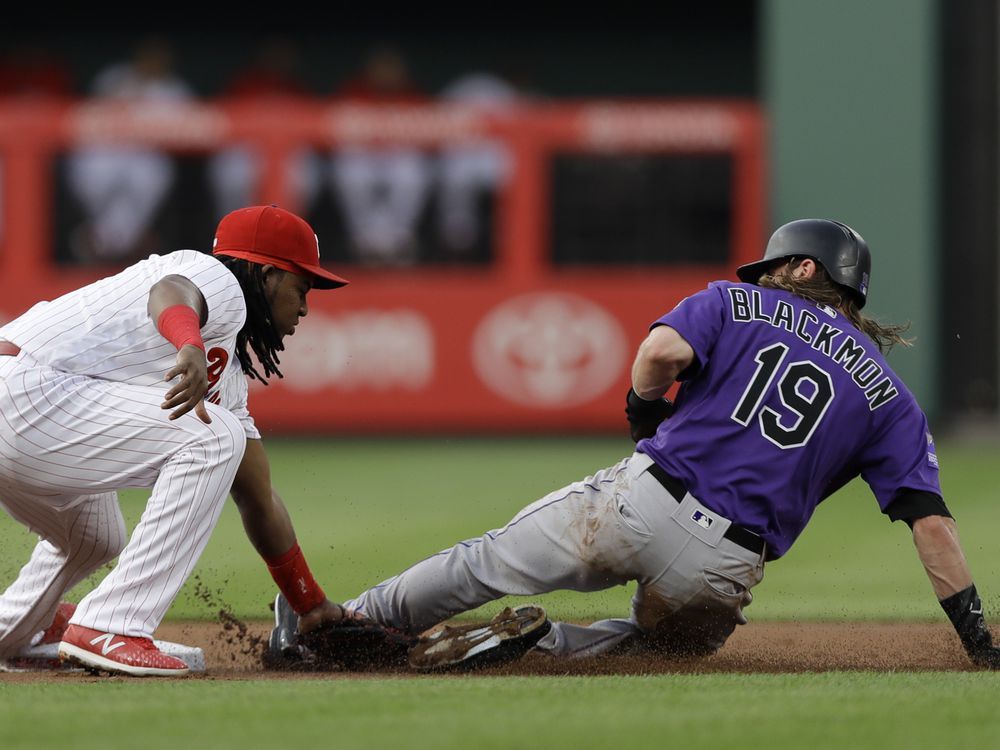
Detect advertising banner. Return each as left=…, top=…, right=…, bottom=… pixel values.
left=0, top=99, right=765, bottom=433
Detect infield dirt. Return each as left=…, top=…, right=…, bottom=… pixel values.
left=0, top=619, right=979, bottom=682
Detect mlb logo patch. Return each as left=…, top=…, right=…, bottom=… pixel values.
left=691, top=510, right=714, bottom=530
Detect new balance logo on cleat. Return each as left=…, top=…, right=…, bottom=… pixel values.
left=89, top=633, right=127, bottom=656
left=408, top=604, right=551, bottom=672
left=58, top=624, right=189, bottom=677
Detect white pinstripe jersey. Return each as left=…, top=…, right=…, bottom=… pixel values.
left=0, top=250, right=260, bottom=439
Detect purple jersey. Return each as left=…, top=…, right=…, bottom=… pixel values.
left=638, top=281, right=941, bottom=559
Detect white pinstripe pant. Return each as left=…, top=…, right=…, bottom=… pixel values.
left=0, top=352, right=246, bottom=655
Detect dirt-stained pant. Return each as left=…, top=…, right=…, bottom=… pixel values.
left=346, top=451, right=766, bottom=658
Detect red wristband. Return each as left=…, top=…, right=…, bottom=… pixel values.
left=264, top=542, right=326, bottom=615
left=156, top=304, right=205, bottom=352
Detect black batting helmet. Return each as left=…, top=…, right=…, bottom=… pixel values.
left=736, top=219, right=872, bottom=308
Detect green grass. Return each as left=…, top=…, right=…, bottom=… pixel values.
left=4, top=436, right=1000, bottom=750
left=1, top=435, right=999, bottom=623
left=3, top=673, right=1000, bottom=749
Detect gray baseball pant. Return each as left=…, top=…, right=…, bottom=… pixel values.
left=346, top=451, right=766, bottom=658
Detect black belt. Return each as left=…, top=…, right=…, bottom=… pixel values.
left=0, top=341, right=20, bottom=357
left=645, top=462, right=766, bottom=556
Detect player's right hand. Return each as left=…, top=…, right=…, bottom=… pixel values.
left=297, top=598, right=361, bottom=634
left=162, top=344, right=211, bottom=423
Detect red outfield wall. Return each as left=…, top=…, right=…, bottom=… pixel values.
left=0, top=99, right=766, bottom=433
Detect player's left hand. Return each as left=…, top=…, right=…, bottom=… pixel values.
left=162, top=344, right=211, bottom=423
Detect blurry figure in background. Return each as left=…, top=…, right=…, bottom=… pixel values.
left=434, top=70, right=522, bottom=261
left=65, top=36, right=194, bottom=264
left=328, top=44, right=433, bottom=265
left=208, top=36, right=323, bottom=217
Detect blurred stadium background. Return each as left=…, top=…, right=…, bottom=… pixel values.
left=0, top=0, right=991, bottom=436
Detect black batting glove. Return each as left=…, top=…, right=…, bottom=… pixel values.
left=940, top=584, right=1000, bottom=668
left=625, top=388, right=674, bottom=443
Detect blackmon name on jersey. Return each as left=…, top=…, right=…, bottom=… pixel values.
left=727, top=286, right=898, bottom=412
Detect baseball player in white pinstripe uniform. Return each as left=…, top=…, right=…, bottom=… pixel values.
left=0, top=205, right=350, bottom=676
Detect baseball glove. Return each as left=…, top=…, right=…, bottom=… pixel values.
left=297, top=618, right=417, bottom=671
left=263, top=593, right=417, bottom=672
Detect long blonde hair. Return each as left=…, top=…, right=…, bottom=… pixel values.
left=757, top=259, right=912, bottom=353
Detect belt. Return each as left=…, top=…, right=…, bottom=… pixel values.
left=0, top=341, right=20, bottom=357
left=645, top=462, right=766, bottom=556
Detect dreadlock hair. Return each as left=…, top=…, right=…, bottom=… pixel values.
left=757, top=258, right=912, bottom=354
left=217, top=255, right=285, bottom=384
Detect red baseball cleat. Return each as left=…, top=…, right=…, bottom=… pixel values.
left=58, top=624, right=190, bottom=676
left=0, top=602, right=82, bottom=672
left=39, top=601, right=77, bottom=644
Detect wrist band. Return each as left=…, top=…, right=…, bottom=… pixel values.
left=156, top=305, right=205, bottom=352
left=625, top=388, right=674, bottom=420
left=941, top=583, right=993, bottom=656
left=265, top=542, right=326, bottom=615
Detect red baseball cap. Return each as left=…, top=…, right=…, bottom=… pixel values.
left=212, top=205, right=349, bottom=289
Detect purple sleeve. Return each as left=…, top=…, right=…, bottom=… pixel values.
left=859, top=402, right=942, bottom=510
left=651, top=284, right=727, bottom=380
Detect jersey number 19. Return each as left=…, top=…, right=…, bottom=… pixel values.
left=731, top=343, right=834, bottom=449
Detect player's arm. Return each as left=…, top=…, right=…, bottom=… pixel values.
left=625, top=325, right=696, bottom=442
left=631, top=324, right=696, bottom=399
left=147, top=274, right=211, bottom=424
left=892, top=491, right=1000, bottom=668
left=230, top=437, right=346, bottom=633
